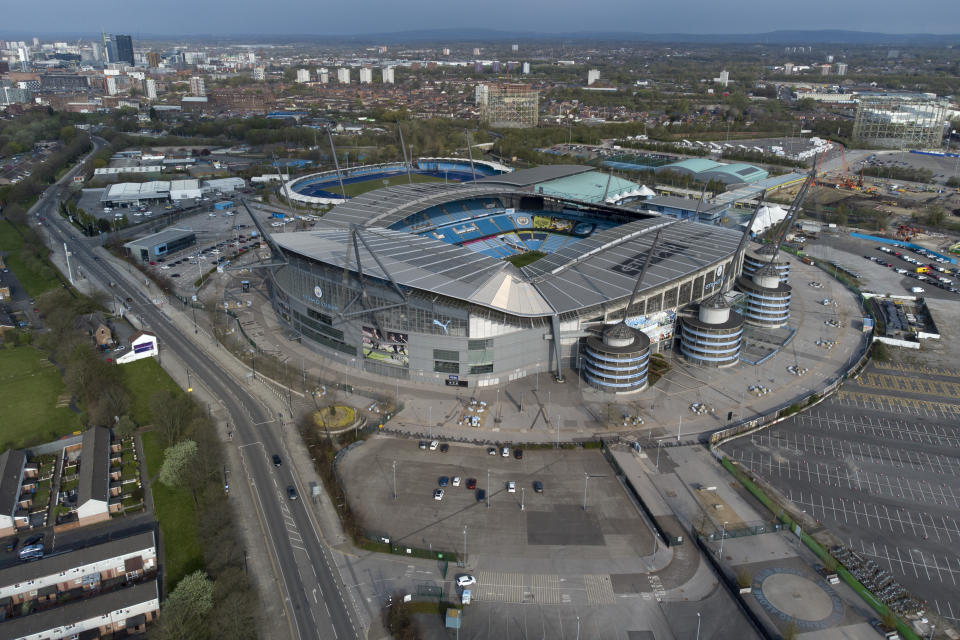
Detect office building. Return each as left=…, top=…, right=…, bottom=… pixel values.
left=318, top=68, right=329, bottom=83
left=715, top=70, right=730, bottom=86
left=477, top=83, right=538, bottom=128
left=189, top=76, right=206, bottom=96
left=382, top=66, right=395, bottom=84
left=146, top=51, right=161, bottom=68
left=836, top=62, right=848, bottom=76
left=511, top=44, right=519, bottom=52
left=105, top=76, right=118, bottom=96
left=337, top=67, right=351, bottom=84
left=587, top=69, right=600, bottom=85
left=359, top=67, right=373, bottom=84
left=143, top=78, right=156, bottom=99
left=442, top=48, right=451, bottom=56
left=114, top=35, right=134, bottom=66
left=296, top=68, right=310, bottom=83
left=522, top=62, right=530, bottom=74
left=253, top=66, right=265, bottom=81
left=783, top=62, right=794, bottom=75
left=473, top=47, right=481, bottom=56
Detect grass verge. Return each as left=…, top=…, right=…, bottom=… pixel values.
left=0, top=345, right=82, bottom=448
left=119, top=357, right=183, bottom=425
left=0, top=220, right=63, bottom=297
left=141, top=430, right=203, bottom=590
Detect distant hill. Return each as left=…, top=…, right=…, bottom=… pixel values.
left=4, top=28, right=959, bottom=46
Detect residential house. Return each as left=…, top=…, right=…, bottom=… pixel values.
left=76, top=427, right=111, bottom=525
left=0, top=579, right=159, bottom=639
left=0, top=530, right=157, bottom=606
left=0, top=450, right=26, bottom=536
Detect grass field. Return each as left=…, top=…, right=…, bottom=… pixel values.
left=504, top=250, right=547, bottom=268
left=339, top=173, right=445, bottom=198
left=119, top=356, right=183, bottom=425
left=0, top=346, right=82, bottom=448
left=141, top=430, right=203, bottom=590
left=0, top=220, right=63, bottom=297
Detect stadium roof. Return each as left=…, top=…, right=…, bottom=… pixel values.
left=323, top=182, right=528, bottom=229
left=657, top=158, right=768, bottom=185
left=662, top=158, right=722, bottom=174
left=273, top=215, right=742, bottom=317
left=479, top=164, right=590, bottom=187
left=534, top=171, right=640, bottom=204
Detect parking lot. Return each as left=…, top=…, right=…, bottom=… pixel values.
left=339, top=437, right=655, bottom=574
left=720, top=361, right=960, bottom=626
left=804, top=234, right=959, bottom=301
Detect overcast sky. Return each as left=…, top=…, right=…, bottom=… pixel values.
left=4, top=0, right=959, bottom=36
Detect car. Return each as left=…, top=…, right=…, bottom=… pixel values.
left=160, top=265, right=171, bottom=270
left=18, top=544, right=43, bottom=561
left=507, top=481, right=516, bottom=493
left=171, top=274, right=180, bottom=278
left=287, top=486, right=298, bottom=500
left=501, top=447, right=509, bottom=458
left=23, top=535, right=42, bottom=547
left=439, top=476, right=450, bottom=487
left=419, top=441, right=427, bottom=450
left=439, top=443, right=449, bottom=453
left=272, top=454, right=282, bottom=467
left=456, top=574, right=477, bottom=587
left=434, top=488, right=444, bottom=501
left=5, top=537, right=18, bottom=552
left=475, top=489, right=485, bottom=502
left=429, top=440, right=439, bottom=451
left=488, top=447, right=497, bottom=455
left=466, top=478, right=477, bottom=490
left=452, top=476, right=461, bottom=487
left=533, top=481, right=543, bottom=494
left=514, top=448, right=523, bottom=460
left=114, top=345, right=125, bottom=352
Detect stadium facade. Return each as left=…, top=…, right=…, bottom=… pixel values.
left=265, top=166, right=747, bottom=392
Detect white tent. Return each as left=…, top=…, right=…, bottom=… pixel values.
left=636, top=185, right=656, bottom=198
left=750, top=205, right=788, bottom=234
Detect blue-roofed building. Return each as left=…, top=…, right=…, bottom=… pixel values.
left=642, top=195, right=728, bottom=224
left=534, top=170, right=643, bottom=204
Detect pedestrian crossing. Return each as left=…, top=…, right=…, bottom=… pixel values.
left=471, top=571, right=616, bottom=605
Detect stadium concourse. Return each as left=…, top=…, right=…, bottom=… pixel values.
left=232, top=164, right=865, bottom=440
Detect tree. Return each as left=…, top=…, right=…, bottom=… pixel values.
left=154, top=570, right=215, bottom=640
left=924, top=205, right=946, bottom=227
left=115, top=415, right=137, bottom=439
left=158, top=440, right=198, bottom=488
left=150, top=390, right=196, bottom=445
left=59, top=126, right=76, bottom=142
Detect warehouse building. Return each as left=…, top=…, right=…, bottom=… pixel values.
left=656, top=159, right=768, bottom=185
left=123, top=228, right=196, bottom=262
left=99, top=181, right=170, bottom=207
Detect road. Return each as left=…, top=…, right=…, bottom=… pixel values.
left=31, top=139, right=358, bottom=640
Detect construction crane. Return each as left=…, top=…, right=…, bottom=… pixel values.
left=766, top=166, right=818, bottom=265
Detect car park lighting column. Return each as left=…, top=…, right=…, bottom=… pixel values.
left=463, top=525, right=467, bottom=563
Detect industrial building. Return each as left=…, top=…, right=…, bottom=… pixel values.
left=267, top=166, right=743, bottom=391
left=852, top=93, right=948, bottom=149
left=100, top=181, right=170, bottom=207
left=123, top=228, right=196, bottom=262
left=476, top=83, right=539, bottom=128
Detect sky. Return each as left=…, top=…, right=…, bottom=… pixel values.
left=4, top=0, right=960, bottom=37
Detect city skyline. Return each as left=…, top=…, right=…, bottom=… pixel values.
left=3, top=0, right=959, bottom=37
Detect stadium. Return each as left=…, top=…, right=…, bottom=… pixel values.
left=282, top=157, right=512, bottom=206
left=266, top=165, right=746, bottom=393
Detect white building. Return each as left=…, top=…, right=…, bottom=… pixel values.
left=587, top=69, right=600, bottom=86
left=105, top=76, right=118, bottom=96
left=252, top=66, right=265, bottom=81
left=318, top=67, right=329, bottom=83
left=359, top=67, right=373, bottom=84
left=522, top=62, right=530, bottom=74
left=511, top=44, right=519, bottom=52
left=715, top=70, right=730, bottom=87
left=169, top=178, right=203, bottom=201
left=117, top=331, right=159, bottom=364
left=836, top=62, right=848, bottom=76
left=382, top=66, right=395, bottom=84
left=296, top=68, right=310, bottom=83
left=337, top=67, right=351, bottom=84
left=143, top=78, right=157, bottom=100
left=189, top=76, right=205, bottom=96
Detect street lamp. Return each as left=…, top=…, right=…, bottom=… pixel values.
left=576, top=616, right=581, bottom=640
left=392, top=460, right=397, bottom=500
left=696, top=612, right=701, bottom=640
left=521, top=487, right=525, bottom=511
left=463, top=525, right=467, bottom=563
left=718, top=521, right=729, bottom=559
left=486, top=469, right=490, bottom=508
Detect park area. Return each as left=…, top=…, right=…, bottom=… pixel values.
left=0, top=345, right=81, bottom=448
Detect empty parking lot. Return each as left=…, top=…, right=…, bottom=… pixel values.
left=720, top=361, right=960, bottom=625
left=339, top=438, right=654, bottom=575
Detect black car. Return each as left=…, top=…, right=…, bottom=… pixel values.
left=22, top=535, right=42, bottom=547
left=514, top=448, right=523, bottom=460
left=533, top=481, right=543, bottom=494
left=439, top=443, right=449, bottom=453
left=272, top=454, right=282, bottom=467
left=287, top=486, right=298, bottom=500
left=475, top=489, right=486, bottom=502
